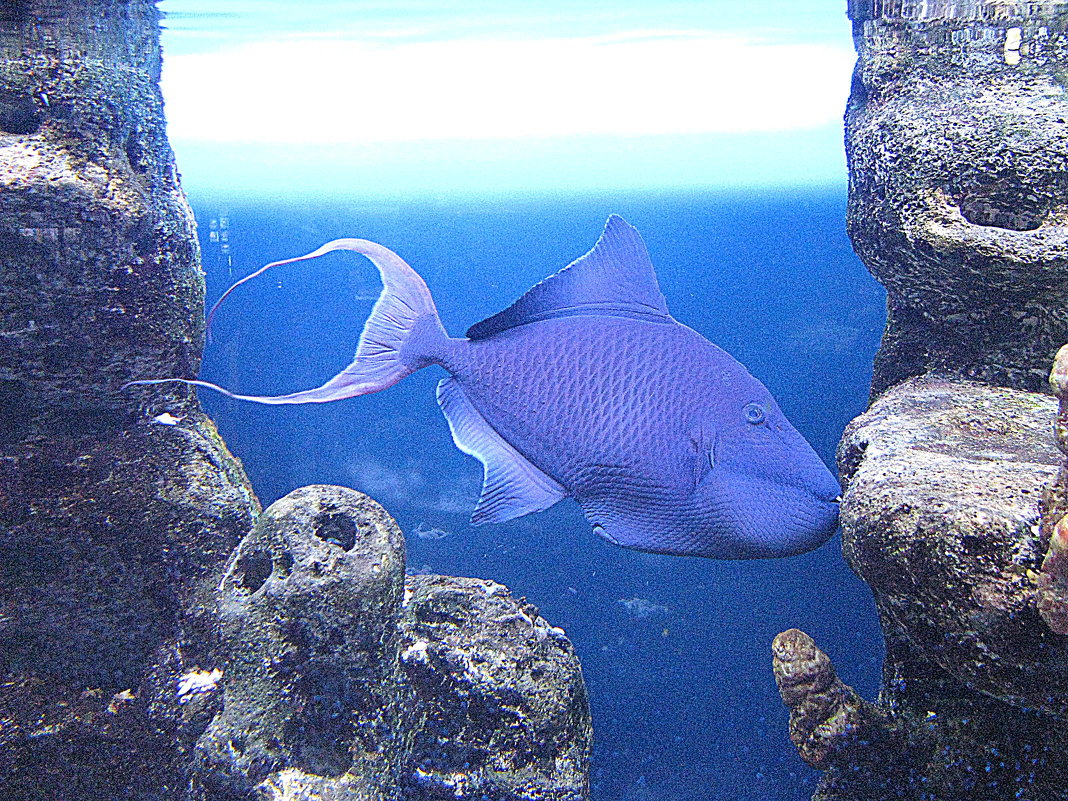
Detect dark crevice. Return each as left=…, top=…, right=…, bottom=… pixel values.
left=125, top=131, right=147, bottom=174
left=951, top=181, right=1051, bottom=232
left=236, top=551, right=272, bottom=593
left=0, top=90, right=41, bottom=135
left=314, top=512, right=357, bottom=551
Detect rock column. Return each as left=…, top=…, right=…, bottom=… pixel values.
left=773, top=3, right=1068, bottom=799
left=846, top=0, right=1068, bottom=396
left=0, top=2, right=259, bottom=798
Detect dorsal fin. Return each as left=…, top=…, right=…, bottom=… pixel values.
left=466, top=215, right=670, bottom=340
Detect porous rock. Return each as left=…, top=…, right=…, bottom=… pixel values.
left=0, top=3, right=259, bottom=799
left=401, top=574, right=591, bottom=801
left=772, top=629, right=894, bottom=771
left=193, top=485, right=406, bottom=801
left=838, top=375, right=1065, bottom=714
left=846, top=0, right=1068, bottom=396
left=776, top=626, right=1068, bottom=801
left=194, top=486, right=592, bottom=801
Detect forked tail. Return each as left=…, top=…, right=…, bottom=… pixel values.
left=124, top=239, right=446, bottom=404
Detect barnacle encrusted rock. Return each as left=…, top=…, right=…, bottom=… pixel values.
left=194, top=486, right=592, bottom=801
left=0, top=3, right=259, bottom=799
left=846, top=0, right=1068, bottom=396
left=401, top=574, right=591, bottom=801
left=838, top=376, right=1064, bottom=713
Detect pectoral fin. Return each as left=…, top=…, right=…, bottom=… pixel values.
left=436, top=377, right=566, bottom=524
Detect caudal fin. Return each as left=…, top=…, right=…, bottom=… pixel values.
left=124, top=239, right=443, bottom=404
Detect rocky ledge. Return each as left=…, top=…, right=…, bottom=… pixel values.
left=774, top=376, right=1068, bottom=800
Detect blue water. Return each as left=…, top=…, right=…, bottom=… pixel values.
left=191, top=188, right=886, bottom=801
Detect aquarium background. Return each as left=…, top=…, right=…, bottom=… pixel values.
left=161, top=2, right=888, bottom=800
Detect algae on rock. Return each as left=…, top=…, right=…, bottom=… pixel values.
left=195, top=486, right=592, bottom=801
left=0, top=2, right=259, bottom=799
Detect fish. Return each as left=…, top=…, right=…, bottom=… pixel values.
left=126, top=215, right=840, bottom=558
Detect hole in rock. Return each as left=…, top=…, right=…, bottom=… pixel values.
left=0, top=90, right=41, bottom=135
left=237, top=551, right=272, bottom=593
left=954, top=183, right=1050, bottom=231
left=314, top=512, right=357, bottom=551
left=125, top=132, right=147, bottom=174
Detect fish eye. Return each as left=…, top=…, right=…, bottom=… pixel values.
left=743, top=402, right=766, bottom=425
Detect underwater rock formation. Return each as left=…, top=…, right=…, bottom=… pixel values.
left=845, top=0, right=1068, bottom=396
left=807, top=376, right=1068, bottom=799
left=775, top=624, right=1068, bottom=800
left=193, top=485, right=408, bottom=801
left=402, top=574, right=591, bottom=801
left=779, top=3, right=1068, bottom=798
left=839, top=376, right=1066, bottom=715
left=0, top=2, right=259, bottom=799
left=194, top=485, right=591, bottom=801
left=1038, top=344, right=1068, bottom=634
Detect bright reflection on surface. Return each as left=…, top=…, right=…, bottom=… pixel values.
left=162, top=33, right=854, bottom=145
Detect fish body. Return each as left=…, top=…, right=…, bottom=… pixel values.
left=126, top=216, right=840, bottom=558
left=427, top=310, right=838, bottom=557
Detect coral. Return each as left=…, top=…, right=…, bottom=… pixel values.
left=1037, top=516, right=1068, bottom=635
left=193, top=485, right=591, bottom=801
left=772, top=629, right=894, bottom=770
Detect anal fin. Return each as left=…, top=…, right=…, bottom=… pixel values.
left=436, top=377, right=566, bottom=524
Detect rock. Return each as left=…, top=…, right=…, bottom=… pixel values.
left=0, top=3, right=259, bottom=799
left=772, top=629, right=894, bottom=771
left=1038, top=344, right=1068, bottom=634
left=845, top=1, right=1068, bottom=396
left=776, top=627, right=1068, bottom=801
left=779, top=3, right=1068, bottom=798
left=401, top=574, right=591, bottom=801
left=193, top=485, right=407, bottom=800
left=838, top=376, right=1065, bottom=714
left=195, top=486, right=592, bottom=801
left=806, top=375, right=1068, bottom=799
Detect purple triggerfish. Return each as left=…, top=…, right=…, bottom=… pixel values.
left=128, top=216, right=840, bottom=558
